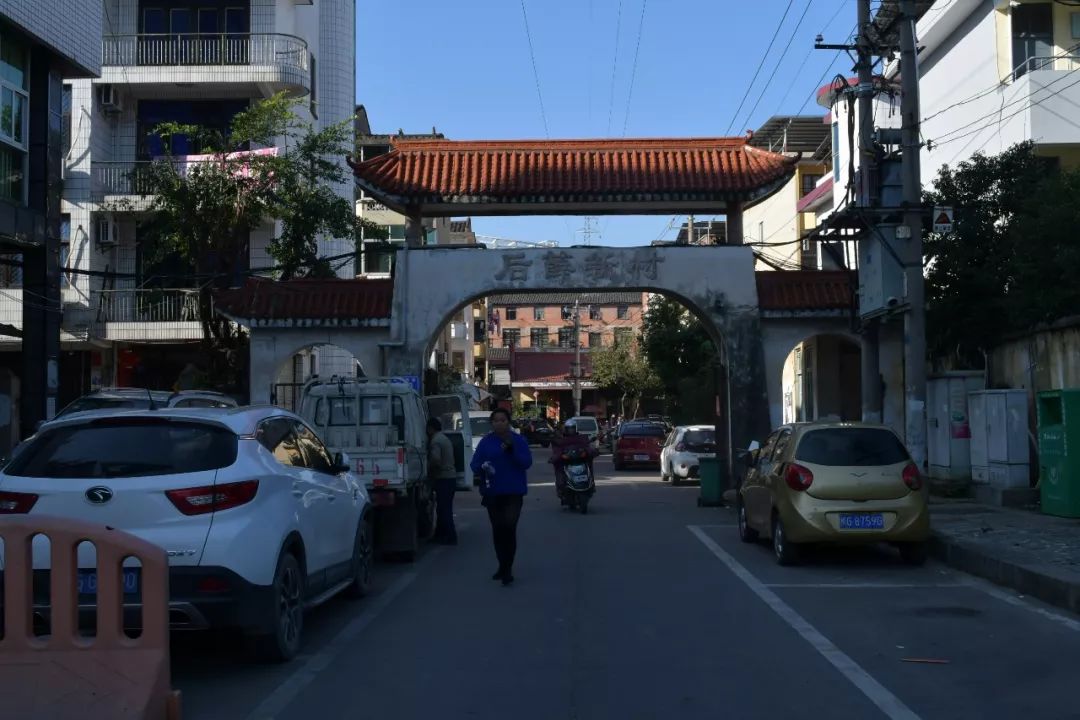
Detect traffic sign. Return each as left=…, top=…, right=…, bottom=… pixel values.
left=932, top=206, right=954, bottom=233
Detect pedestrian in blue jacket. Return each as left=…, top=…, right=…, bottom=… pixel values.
left=470, top=407, right=533, bottom=585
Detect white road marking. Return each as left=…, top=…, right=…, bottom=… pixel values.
left=765, top=582, right=967, bottom=589
left=246, top=541, right=453, bottom=720
left=688, top=525, right=922, bottom=720
left=960, top=575, right=1080, bottom=633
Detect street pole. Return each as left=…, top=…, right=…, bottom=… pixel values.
left=856, top=0, right=883, bottom=424
left=572, top=299, right=582, bottom=417
left=899, top=0, right=927, bottom=468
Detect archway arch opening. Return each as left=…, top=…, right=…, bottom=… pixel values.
left=270, top=342, right=367, bottom=412
left=780, top=333, right=862, bottom=425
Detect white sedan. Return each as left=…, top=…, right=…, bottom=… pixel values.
left=660, top=425, right=717, bottom=485
left=0, top=406, right=372, bottom=662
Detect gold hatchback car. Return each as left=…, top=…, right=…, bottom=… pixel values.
left=736, top=422, right=930, bottom=566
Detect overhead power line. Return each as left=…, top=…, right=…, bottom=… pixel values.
left=768, top=0, right=849, bottom=118
left=735, top=0, right=815, bottom=134
left=621, top=0, right=649, bottom=137
left=724, top=0, right=797, bottom=135
left=606, top=0, right=624, bottom=136
left=519, top=0, right=550, bottom=138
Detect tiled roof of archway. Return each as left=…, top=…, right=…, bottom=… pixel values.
left=214, top=277, right=393, bottom=327
left=755, top=270, right=854, bottom=312
left=348, top=137, right=797, bottom=214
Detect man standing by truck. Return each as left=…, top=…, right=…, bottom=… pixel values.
left=427, top=418, right=458, bottom=545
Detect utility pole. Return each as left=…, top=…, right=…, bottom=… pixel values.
left=899, top=0, right=927, bottom=469
left=571, top=299, right=582, bottom=416
left=856, top=0, right=883, bottom=424
left=684, top=214, right=695, bottom=245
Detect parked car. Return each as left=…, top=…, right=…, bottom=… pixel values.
left=566, top=415, right=601, bottom=449
left=736, top=422, right=930, bottom=566
left=660, top=425, right=717, bottom=485
left=0, top=406, right=373, bottom=662
left=519, top=417, right=554, bottom=447
left=612, top=420, right=667, bottom=470
left=55, top=388, right=238, bottom=418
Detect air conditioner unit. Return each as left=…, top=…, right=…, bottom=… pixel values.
left=94, top=217, right=119, bottom=249
left=97, top=84, right=123, bottom=114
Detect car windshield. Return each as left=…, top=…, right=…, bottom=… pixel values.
left=621, top=423, right=666, bottom=437
left=795, top=427, right=910, bottom=466
left=574, top=418, right=598, bottom=432
left=5, top=418, right=238, bottom=478
left=465, top=417, right=492, bottom=435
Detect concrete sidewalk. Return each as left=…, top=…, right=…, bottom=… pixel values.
left=930, top=499, right=1080, bottom=614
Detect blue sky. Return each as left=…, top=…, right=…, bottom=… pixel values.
left=356, top=0, right=857, bottom=247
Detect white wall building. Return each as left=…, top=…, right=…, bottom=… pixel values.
left=917, top=0, right=1080, bottom=185
left=52, top=0, right=355, bottom=396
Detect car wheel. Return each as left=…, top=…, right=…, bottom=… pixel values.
left=772, top=514, right=800, bottom=566
left=671, top=467, right=681, bottom=487
left=898, top=541, right=928, bottom=566
left=255, top=552, right=305, bottom=662
left=737, top=499, right=758, bottom=543
left=345, top=516, right=374, bottom=599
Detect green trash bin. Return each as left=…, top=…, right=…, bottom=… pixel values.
left=1037, top=390, right=1080, bottom=518
left=697, top=456, right=723, bottom=507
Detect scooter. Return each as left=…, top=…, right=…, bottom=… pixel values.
left=556, top=446, right=595, bottom=514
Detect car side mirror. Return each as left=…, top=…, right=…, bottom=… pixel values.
left=333, top=451, right=352, bottom=474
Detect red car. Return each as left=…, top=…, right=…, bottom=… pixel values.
left=613, top=421, right=667, bottom=470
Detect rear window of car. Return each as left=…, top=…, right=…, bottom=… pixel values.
left=621, top=423, right=666, bottom=437
left=574, top=418, right=598, bottom=433
left=684, top=429, right=716, bottom=446
left=5, top=419, right=238, bottom=478
left=795, top=427, right=910, bottom=466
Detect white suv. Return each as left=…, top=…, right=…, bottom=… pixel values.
left=0, top=406, right=372, bottom=662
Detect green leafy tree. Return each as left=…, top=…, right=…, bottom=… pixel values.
left=640, top=295, right=717, bottom=422
left=924, top=141, right=1080, bottom=367
left=590, top=339, right=660, bottom=419
left=128, top=93, right=383, bottom=343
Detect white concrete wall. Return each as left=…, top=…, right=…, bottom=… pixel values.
left=743, top=173, right=801, bottom=270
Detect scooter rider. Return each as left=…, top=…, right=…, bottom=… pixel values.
left=549, top=419, right=599, bottom=501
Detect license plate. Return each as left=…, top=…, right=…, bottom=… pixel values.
left=634, top=454, right=650, bottom=461
left=77, top=569, right=139, bottom=596
left=839, top=513, right=885, bottom=530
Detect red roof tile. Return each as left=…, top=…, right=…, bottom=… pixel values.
left=755, top=270, right=854, bottom=312
left=214, top=277, right=393, bottom=325
left=349, top=137, right=796, bottom=212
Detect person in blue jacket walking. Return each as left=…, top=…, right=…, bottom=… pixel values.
left=470, top=407, right=533, bottom=586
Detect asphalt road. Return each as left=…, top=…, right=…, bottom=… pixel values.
left=173, top=456, right=1080, bottom=720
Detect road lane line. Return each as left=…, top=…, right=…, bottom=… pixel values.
left=688, top=525, right=922, bottom=720
left=246, top=536, right=458, bottom=720
left=766, top=583, right=967, bottom=589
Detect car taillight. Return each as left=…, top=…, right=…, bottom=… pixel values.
left=784, top=463, right=814, bottom=491
left=166, top=480, right=259, bottom=516
left=0, top=490, right=38, bottom=514
left=675, top=443, right=686, bottom=452
left=397, top=447, right=405, bottom=464
left=902, top=462, right=923, bottom=491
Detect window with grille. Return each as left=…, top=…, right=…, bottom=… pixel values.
left=589, top=305, right=601, bottom=320
left=617, top=305, right=629, bottom=319
left=530, top=328, right=548, bottom=347
left=533, top=306, right=545, bottom=321
left=558, top=328, right=575, bottom=347
left=589, top=332, right=602, bottom=348
left=502, top=328, right=520, bottom=347
left=505, top=306, right=517, bottom=320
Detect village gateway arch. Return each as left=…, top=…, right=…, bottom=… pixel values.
left=349, top=136, right=803, bottom=475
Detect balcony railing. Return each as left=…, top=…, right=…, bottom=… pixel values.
left=92, top=289, right=204, bottom=324
left=91, top=161, right=158, bottom=200
left=102, top=33, right=309, bottom=70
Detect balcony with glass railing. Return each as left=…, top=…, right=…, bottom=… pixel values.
left=101, top=33, right=311, bottom=97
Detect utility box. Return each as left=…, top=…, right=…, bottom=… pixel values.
left=1037, top=390, right=1080, bottom=518
left=969, top=390, right=1030, bottom=488
left=927, top=372, right=984, bottom=481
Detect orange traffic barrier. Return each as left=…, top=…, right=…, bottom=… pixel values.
left=0, top=515, right=181, bottom=719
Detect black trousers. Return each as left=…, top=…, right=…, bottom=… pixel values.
left=485, top=494, right=524, bottom=574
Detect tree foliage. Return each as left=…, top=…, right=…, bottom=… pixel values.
left=924, top=142, right=1080, bottom=367
left=127, top=93, right=383, bottom=342
left=590, top=339, right=661, bottom=419
left=640, top=295, right=718, bottom=422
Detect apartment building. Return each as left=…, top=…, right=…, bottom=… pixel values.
left=30, top=0, right=357, bottom=399
left=0, top=0, right=102, bottom=445
left=917, top=0, right=1080, bottom=182
left=743, top=115, right=831, bottom=271
left=487, top=292, right=646, bottom=353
